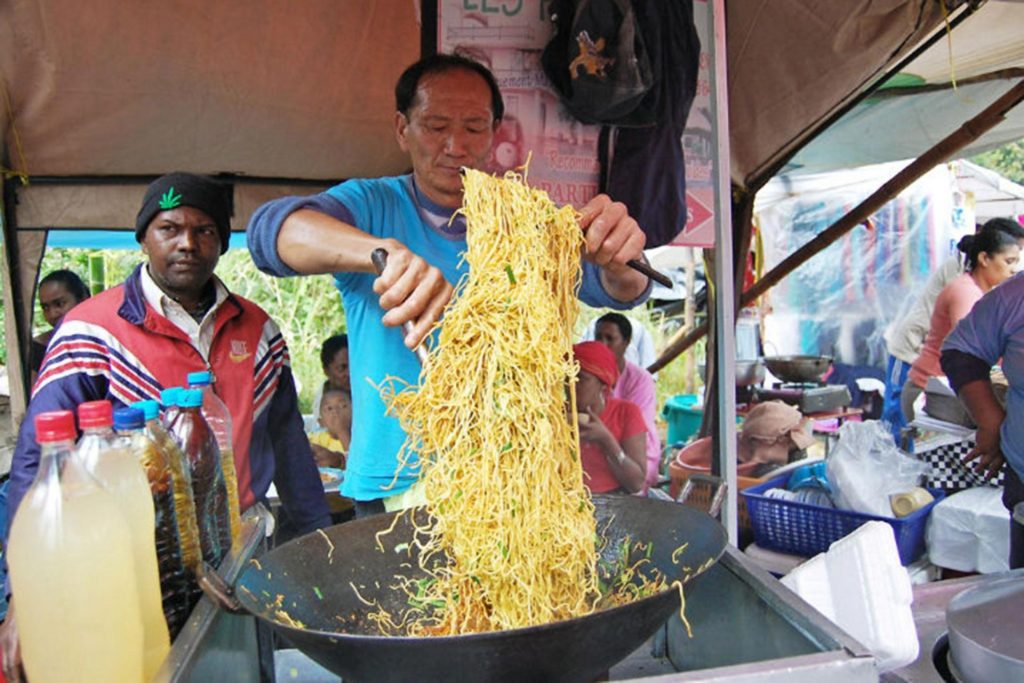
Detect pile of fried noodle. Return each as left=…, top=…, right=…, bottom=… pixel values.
left=376, top=167, right=603, bottom=636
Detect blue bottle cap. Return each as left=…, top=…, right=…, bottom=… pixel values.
left=160, top=387, right=183, bottom=408
left=131, top=399, right=160, bottom=422
left=113, top=407, right=146, bottom=430
left=188, top=370, right=212, bottom=386
left=179, top=388, right=204, bottom=409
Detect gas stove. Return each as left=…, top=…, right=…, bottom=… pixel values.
left=753, top=382, right=852, bottom=414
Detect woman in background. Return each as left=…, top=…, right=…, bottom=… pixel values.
left=572, top=342, right=647, bottom=494
left=30, top=269, right=91, bottom=384
left=901, top=218, right=1024, bottom=421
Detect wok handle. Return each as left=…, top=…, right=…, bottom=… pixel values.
left=197, top=561, right=246, bottom=614
left=370, top=248, right=430, bottom=366
left=676, top=473, right=728, bottom=519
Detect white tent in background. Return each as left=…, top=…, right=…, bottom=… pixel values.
left=953, top=159, right=1024, bottom=222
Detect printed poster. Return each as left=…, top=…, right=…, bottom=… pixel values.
left=438, top=0, right=721, bottom=246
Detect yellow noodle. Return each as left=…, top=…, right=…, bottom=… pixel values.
left=382, top=167, right=596, bottom=635
left=372, top=168, right=692, bottom=636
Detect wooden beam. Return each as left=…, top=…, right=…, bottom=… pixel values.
left=649, top=77, right=1024, bottom=373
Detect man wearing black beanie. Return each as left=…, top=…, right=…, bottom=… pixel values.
left=135, top=171, right=234, bottom=254
left=2, top=173, right=331, bottom=665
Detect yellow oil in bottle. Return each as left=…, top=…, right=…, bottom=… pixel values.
left=78, top=403, right=170, bottom=679
left=219, top=447, right=242, bottom=547
left=9, top=410, right=145, bottom=683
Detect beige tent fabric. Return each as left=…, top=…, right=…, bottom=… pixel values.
left=0, top=0, right=419, bottom=180
left=726, top=0, right=947, bottom=188
left=16, top=181, right=330, bottom=231
left=905, top=1, right=1024, bottom=84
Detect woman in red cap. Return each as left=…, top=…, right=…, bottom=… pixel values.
left=572, top=342, right=648, bottom=494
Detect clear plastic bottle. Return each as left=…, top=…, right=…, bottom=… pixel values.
left=76, top=400, right=170, bottom=680
left=170, top=389, right=231, bottom=567
left=188, top=370, right=241, bottom=547
left=116, top=406, right=195, bottom=638
left=133, top=399, right=201, bottom=575
left=8, top=410, right=144, bottom=682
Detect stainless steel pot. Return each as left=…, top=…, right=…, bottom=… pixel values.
left=763, top=355, right=833, bottom=384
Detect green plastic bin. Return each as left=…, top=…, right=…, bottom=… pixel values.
left=662, top=394, right=703, bottom=446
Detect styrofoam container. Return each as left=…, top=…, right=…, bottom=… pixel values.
left=926, top=486, right=1010, bottom=573
left=781, top=521, right=918, bottom=672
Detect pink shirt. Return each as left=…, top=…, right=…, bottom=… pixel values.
left=612, top=361, right=661, bottom=487
left=581, top=397, right=647, bottom=493
left=909, top=272, right=983, bottom=388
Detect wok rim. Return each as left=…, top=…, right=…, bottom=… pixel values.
left=236, top=496, right=727, bottom=644
left=762, top=354, right=833, bottom=364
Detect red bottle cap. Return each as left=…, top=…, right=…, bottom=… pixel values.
left=35, top=410, right=77, bottom=443
left=77, top=400, right=113, bottom=429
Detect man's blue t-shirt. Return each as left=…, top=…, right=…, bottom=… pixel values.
left=247, top=174, right=650, bottom=500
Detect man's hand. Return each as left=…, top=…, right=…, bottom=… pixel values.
left=578, top=194, right=648, bottom=302
left=1, top=601, right=23, bottom=683
left=965, top=425, right=1005, bottom=479
left=371, top=241, right=454, bottom=350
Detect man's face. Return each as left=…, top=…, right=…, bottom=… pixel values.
left=395, top=68, right=498, bottom=208
left=323, top=347, right=350, bottom=392
left=141, top=206, right=221, bottom=300
left=595, top=321, right=629, bottom=362
left=39, top=281, right=80, bottom=328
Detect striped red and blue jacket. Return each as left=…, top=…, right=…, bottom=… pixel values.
left=8, top=265, right=331, bottom=536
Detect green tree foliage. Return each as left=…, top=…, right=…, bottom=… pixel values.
left=971, top=140, right=1024, bottom=185
left=32, top=247, right=343, bottom=413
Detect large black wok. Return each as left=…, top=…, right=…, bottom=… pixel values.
left=231, top=495, right=726, bottom=682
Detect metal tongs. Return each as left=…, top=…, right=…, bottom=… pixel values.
left=371, top=248, right=430, bottom=365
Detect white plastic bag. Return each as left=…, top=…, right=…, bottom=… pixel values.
left=826, top=420, right=930, bottom=517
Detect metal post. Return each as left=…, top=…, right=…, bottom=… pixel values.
left=709, top=0, right=738, bottom=546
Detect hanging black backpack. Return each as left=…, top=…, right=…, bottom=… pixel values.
left=541, top=0, right=655, bottom=127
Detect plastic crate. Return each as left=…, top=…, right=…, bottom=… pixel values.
left=741, top=474, right=945, bottom=565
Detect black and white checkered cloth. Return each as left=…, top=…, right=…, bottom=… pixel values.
left=919, top=438, right=1004, bottom=491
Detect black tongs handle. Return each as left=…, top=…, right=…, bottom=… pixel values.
left=371, top=248, right=430, bottom=366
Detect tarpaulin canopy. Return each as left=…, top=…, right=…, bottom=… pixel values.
left=3, top=0, right=1023, bottom=416
left=787, top=0, right=1024, bottom=176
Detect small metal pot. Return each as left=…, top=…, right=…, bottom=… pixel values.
left=698, top=359, right=766, bottom=387
left=763, top=355, right=833, bottom=384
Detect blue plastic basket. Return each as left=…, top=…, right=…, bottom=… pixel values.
left=741, top=474, right=945, bottom=565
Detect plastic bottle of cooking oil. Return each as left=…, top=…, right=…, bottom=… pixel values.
left=161, top=386, right=184, bottom=430
left=116, top=405, right=195, bottom=639
left=76, top=400, right=170, bottom=680
left=170, top=389, right=231, bottom=568
left=7, top=410, right=144, bottom=682
left=188, top=370, right=241, bottom=547
left=133, top=399, right=201, bottom=574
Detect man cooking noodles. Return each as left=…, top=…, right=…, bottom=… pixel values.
left=247, top=53, right=653, bottom=516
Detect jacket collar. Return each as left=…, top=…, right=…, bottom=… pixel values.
left=119, top=263, right=244, bottom=328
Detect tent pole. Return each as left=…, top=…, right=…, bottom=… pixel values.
left=650, top=77, right=1024, bottom=373
left=708, top=0, right=738, bottom=546
left=1, top=177, right=31, bottom=425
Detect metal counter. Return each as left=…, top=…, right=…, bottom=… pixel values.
left=635, top=545, right=876, bottom=681
left=153, top=517, right=273, bottom=683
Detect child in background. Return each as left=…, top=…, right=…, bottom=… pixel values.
left=309, top=386, right=351, bottom=469
left=311, top=334, right=349, bottom=419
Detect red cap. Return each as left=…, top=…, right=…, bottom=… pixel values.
left=35, top=411, right=77, bottom=443
left=77, top=400, right=113, bottom=429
